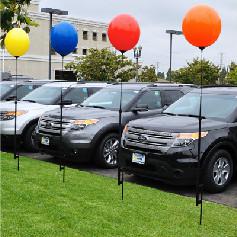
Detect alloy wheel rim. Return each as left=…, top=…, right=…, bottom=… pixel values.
left=213, top=157, right=230, bottom=186
left=103, top=137, right=119, bottom=165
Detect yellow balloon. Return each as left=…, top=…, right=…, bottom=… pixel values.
left=4, top=28, right=30, bottom=57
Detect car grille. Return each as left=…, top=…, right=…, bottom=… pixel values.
left=124, top=126, right=176, bottom=152
left=38, top=115, right=72, bottom=135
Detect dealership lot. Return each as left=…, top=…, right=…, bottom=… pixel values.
left=15, top=149, right=237, bottom=208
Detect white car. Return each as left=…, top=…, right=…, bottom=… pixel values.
left=0, top=81, right=108, bottom=151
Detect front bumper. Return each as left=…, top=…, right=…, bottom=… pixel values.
left=120, top=147, right=198, bottom=185
left=35, top=131, right=94, bottom=162
left=0, top=120, right=23, bottom=135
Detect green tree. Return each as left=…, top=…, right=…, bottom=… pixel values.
left=226, top=62, right=237, bottom=85
left=0, top=0, right=38, bottom=46
left=157, top=71, right=165, bottom=79
left=65, top=48, right=136, bottom=82
left=139, top=65, right=158, bottom=82
left=172, top=58, right=220, bottom=85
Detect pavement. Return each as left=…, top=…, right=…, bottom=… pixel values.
left=10, top=150, right=237, bottom=209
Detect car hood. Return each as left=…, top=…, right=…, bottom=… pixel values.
left=128, top=115, right=229, bottom=133
left=45, top=106, right=118, bottom=120
left=0, top=101, right=58, bottom=112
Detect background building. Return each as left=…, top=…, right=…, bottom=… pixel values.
left=0, top=0, right=111, bottom=79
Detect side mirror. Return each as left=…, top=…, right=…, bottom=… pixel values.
left=132, top=104, right=149, bottom=113
left=5, top=95, right=16, bottom=101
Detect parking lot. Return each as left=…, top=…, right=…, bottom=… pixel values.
left=11, top=149, right=237, bottom=208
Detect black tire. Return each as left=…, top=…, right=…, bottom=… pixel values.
left=23, top=123, right=38, bottom=152
left=96, top=133, right=119, bottom=168
left=203, top=149, right=233, bottom=193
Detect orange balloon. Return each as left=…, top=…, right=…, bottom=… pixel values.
left=182, top=4, right=221, bottom=48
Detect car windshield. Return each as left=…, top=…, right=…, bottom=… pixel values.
left=164, top=92, right=237, bottom=121
left=81, top=88, right=139, bottom=110
left=0, top=83, right=15, bottom=96
left=22, top=86, right=63, bottom=105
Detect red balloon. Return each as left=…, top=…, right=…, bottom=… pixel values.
left=182, top=4, right=221, bottom=48
left=108, top=14, right=140, bottom=52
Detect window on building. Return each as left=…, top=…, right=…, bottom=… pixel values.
left=82, top=49, right=87, bottom=55
left=83, top=31, right=88, bottom=40
left=93, top=32, right=97, bottom=41
left=102, top=33, right=107, bottom=42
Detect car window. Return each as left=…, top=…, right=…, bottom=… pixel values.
left=63, top=87, right=88, bottom=104
left=82, top=88, right=138, bottom=110
left=8, top=85, right=35, bottom=99
left=22, top=86, right=63, bottom=105
left=165, top=92, right=237, bottom=120
left=136, top=90, right=162, bottom=109
left=0, top=84, right=15, bottom=97
left=161, top=90, right=184, bottom=106
left=88, top=87, right=102, bottom=95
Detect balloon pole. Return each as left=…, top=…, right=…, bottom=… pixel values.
left=118, top=51, right=125, bottom=200
left=196, top=47, right=205, bottom=225
left=59, top=56, right=66, bottom=182
left=14, top=56, right=20, bottom=170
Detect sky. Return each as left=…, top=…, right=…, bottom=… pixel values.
left=40, top=0, right=237, bottom=73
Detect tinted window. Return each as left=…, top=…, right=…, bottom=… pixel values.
left=82, top=88, right=138, bottom=110
left=165, top=92, right=237, bottom=120
left=88, top=87, right=102, bottom=95
left=8, top=85, right=35, bottom=99
left=136, top=90, right=162, bottom=109
left=0, top=84, right=15, bottom=97
left=161, top=90, right=183, bottom=106
left=22, top=86, right=64, bottom=105
left=63, top=87, right=88, bottom=104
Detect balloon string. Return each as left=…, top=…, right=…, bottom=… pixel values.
left=118, top=52, right=124, bottom=188
left=60, top=56, right=65, bottom=182
left=14, top=56, right=20, bottom=170
left=196, top=49, right=204, bottom=225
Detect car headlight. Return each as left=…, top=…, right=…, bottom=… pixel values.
left=172, top=131, right=208, bottom=147
left=123, top=124, right=128, bottom=134
left=71, top=119, right=99, bottom=130
left=0, top=110, right=28, bottom=121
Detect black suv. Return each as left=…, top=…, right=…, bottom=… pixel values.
left=35, top=83, right=194, bottom=168
left=120, top=87, right=237, bottom=193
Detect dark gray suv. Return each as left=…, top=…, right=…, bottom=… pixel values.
left=35, top=83, right=195, bottom=168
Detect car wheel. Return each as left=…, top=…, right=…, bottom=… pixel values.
left=96, top=133, right=119, bottom=168
left=23, top=123, right=38, bottom=152
left=203, top=149, right=233, bottom=193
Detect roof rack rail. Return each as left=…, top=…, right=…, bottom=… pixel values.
left=202, top=84, right=237, bottom=88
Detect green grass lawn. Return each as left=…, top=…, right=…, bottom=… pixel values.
left=1, top=152, right=237, bottom=237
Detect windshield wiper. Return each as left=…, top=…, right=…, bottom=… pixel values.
left=22, top=99, right=36, bottom=103
left=162, top=112, right=177, bottom=116
left=84, top=105, right=106, bottom=109
left=176, top=114, right=206, bottom=119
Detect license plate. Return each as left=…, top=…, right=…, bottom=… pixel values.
left=41, top=136, right=49, bottom=146
left=132, top=152, right=145, bottom=165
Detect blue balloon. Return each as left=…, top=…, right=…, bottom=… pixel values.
left=51, top=22, right=78, bottom=57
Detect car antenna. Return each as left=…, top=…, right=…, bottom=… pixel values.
left=196, top=47, right=205, bottom=225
